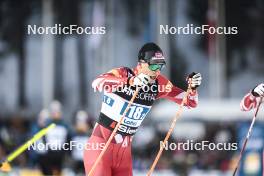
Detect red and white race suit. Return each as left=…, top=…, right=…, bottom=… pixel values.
left=240, top=92, right=263, bottom=111
left=84, top=66, right=199, bottom=176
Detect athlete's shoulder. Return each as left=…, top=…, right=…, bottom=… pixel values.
left=156, top=74, right=171, bottom=85
left=156, top=74, right=173, bottom=93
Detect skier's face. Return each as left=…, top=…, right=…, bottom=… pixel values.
left=138, top=63, right=161, bottom=80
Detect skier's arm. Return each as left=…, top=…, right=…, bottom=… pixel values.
left=240, top=83, right=264, bottom=111
left=156, top=75, right=198, bottom=108
left=240, top=93, right=258, bottom=111
left=92, top=67, right=129, bottom=92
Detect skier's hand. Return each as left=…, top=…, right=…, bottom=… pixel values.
left=187, top=72, right=202, bottom=89
left=252, top=83, right=264, bottom=97
left=130, top=73, right=150, bottom=87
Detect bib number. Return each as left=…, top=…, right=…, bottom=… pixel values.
left=103, top=95, right=114, bottom=107
left=120, top=102, right=149, bottom=120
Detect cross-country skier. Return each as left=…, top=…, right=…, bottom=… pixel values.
left=84, top=42, right=202, bottom=176
left=239, top=83, right=264, bottom=175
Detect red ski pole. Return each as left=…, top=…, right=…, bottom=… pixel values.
left=232, top=97, right=263, bottom=176
left=147, top=86, right=192, bottom=176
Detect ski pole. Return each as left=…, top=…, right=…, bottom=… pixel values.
left=232, top=97, right=263, bottom=176
left=147, top=86, right=192, bottom=176
left=0, top=123, right=56, bottom=172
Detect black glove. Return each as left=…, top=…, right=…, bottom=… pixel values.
left=251, top=83, right=264, bottom=97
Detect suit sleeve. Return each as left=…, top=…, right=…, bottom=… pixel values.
left=92, top=67, right=129, bottom=92
left=240, top=92, right=259, bottom=111
left=156, top=75, right=198, bottom=108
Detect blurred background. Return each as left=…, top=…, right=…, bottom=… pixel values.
left=0, top=0, right=264, bottom=175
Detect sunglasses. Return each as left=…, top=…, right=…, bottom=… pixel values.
left=148, top=64, right=164, bottom=71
